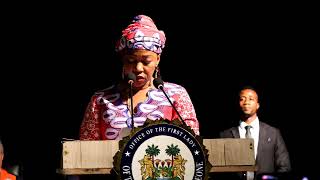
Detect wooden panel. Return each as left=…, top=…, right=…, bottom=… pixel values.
left=60, top=138, right=255, bottom=174
left=224, top=138, right=255, bottom=165
left=57, top=166, right=258, bottom=175
left=106, top=140, right=120, bottom=168
left=211, top=165, right=257, bottom=172
left=57, top=165, right=257, bottom=174
left=62, top=140, right=81, bottom=169
left=62, top=140, right=119, bottom=169
left=57, top=168, right=111, bottom=175
left=81, top=140, right=119, bottom=168
left=203, top=138, right=254, bottom=166
left=203, top=139, right=225, bottom=166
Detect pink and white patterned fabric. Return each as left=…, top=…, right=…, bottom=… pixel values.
left=80, top=82, right=199, bottom=140
left=115, top=15, right=166, bottom=54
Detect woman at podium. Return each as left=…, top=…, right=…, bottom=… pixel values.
left=79, top=14, right=199, bottom=141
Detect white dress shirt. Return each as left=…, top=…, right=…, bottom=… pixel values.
left=239, top=117, right=260, bottom=159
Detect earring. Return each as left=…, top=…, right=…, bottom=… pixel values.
left=156, top=66, right=161, bottom=78
left=154, top=66, right=159, bottom=78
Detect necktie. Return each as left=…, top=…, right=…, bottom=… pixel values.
left=245, top=125, right=254, bottom=180
left=245, top=125, right=253, bottom=138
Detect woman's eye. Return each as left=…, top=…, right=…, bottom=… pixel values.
left=143, top=61, right=151, bottom=65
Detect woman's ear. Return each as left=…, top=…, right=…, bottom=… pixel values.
left=156, top=55, right=161, bottom=67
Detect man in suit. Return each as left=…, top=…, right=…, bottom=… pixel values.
left=220, top=86, right=291, bottom=179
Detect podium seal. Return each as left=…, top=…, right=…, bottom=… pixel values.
left=113, top=119, right=212, bottom=180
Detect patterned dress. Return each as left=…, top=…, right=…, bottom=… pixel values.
left=80, top=82, right=199, bottom=140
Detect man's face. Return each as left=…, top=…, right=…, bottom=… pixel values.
left=239, top=89, right=260, bottom=117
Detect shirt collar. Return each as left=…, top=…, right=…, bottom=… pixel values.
left=240, top=116, right=259, bottom=129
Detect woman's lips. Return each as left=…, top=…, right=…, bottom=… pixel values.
left=136, top=76, right=145, bottom=82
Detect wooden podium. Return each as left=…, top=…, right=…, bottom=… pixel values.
left=57, top=138, right=256, bottom=175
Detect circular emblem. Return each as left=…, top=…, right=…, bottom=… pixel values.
left=118, top=122, right=207, bottom=180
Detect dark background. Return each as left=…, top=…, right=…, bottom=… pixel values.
left=1, top=1, right=319, bottom=179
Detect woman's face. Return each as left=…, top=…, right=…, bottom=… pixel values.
left=122, top=49, right=160, bottom=89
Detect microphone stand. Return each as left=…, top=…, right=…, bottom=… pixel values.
left=129, top=81, right=135, bottom=131
left=157, top=83, right=188, bottom=127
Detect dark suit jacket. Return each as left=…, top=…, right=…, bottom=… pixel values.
left=220, top=121, right=291, bottom=175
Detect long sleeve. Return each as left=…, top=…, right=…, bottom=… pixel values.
left=79, top=95, right=102, bottom=140
left=275, top=129, right=291, bottom=173
left=173, top=86, right=200, bottom=135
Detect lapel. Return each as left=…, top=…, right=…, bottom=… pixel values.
left=256, top=122, right=266, bottom=162
left=231, top=127, right=240, bottom=138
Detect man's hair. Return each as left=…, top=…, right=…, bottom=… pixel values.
left=239, top=85, right=257, bottom=93
left=238, top=85, right=259, bottom=101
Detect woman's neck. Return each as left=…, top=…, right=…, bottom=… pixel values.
left=119, top=80, right=153, bottom=100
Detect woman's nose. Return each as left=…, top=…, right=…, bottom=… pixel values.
left=134, top=62, right=144, bottom=72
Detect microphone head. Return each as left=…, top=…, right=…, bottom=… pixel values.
left=126, top=72, right=136, bottom=84
left=153, top=77, right=164, bottom=89
left=127, top=72, right=136, bottom=81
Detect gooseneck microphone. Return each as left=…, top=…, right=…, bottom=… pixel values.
left=126, top=72, right=136, bottom=130
left=153, top=77, right=188, bottom=127
left=127, top=72, right=136, bottom=86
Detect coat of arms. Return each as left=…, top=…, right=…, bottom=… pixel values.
left=138, top=144, right=187, bottom=180
left=113, top=119, right=212, bottom=180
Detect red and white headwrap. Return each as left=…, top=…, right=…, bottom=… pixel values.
left=115, top=15, right=166, bottom=54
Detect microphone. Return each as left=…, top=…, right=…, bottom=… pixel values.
left=126, top=72, right=136, bottom=85
left=153, top=77, right=188, bottom=127
left=126, top=72, right=136, bottom=130
left=153, top=77, right=164, bottom=89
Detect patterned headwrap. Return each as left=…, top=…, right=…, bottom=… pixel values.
left=115, top=15, right=166, bottom=54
